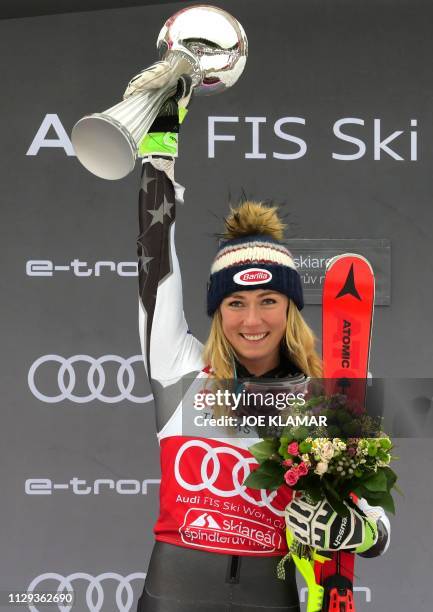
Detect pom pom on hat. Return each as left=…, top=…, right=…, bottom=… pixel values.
left=222, top=201, right=285, bottom=241
left=207, top=201, right=304, bottom=316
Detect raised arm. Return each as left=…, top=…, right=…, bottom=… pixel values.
left=137, top=157, right=203, bottom=383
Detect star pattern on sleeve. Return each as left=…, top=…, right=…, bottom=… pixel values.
left=147, top=204, right=165, bottom=226
left=147, top=194, right=175, bottom=226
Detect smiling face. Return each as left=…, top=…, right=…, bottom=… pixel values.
left=219, top=289, right=289, bottom=376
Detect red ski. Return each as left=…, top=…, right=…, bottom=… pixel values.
left=319, top=253, right=375, bottom=612
left=322, top=253, right=375, bottom=404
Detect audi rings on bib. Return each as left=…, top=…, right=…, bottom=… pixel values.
left=174, top=439, right=284, bottom=516
left=28, top=355, right=153, bottom=403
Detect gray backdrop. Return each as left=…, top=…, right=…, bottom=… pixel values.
left=1, top=0, right=432, bottom=610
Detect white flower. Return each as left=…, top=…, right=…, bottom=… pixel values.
left=332, top=438, right=347, bottom=452
left=315, top=461, right=328, bottom=475
left=319, top=441, right=335, bottom=461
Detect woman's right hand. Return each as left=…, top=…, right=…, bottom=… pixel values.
left=137, top=76, right=193, bottom=158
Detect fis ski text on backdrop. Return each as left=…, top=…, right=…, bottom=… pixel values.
left=208, top=117, right=418, bottom=160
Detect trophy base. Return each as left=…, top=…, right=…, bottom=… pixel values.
left=72, top=114, right=137, bottom=180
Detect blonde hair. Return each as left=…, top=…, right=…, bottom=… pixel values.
left=202, top=301, right=322, bottom=380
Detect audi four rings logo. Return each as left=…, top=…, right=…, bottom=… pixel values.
left=28, top=355, right=153, bottom=403
left=27, top=572, right=146, bottom=612
left=174, top=440, right=284, bottom=516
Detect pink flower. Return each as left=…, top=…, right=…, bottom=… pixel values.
left=287, top=442, right=299, bottom=456
left=282, top=458, right=293, bottom=468
left=347, top=447, right=357, bottom=457
left=297, top=462, right=309, bottom=477
left=284, top=468, right=299, bottom=487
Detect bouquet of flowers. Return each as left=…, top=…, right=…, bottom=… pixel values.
left=243, top=391, right=398, bottom=518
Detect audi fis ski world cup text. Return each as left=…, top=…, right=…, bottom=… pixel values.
left=27, top=114, right=418, bottom=161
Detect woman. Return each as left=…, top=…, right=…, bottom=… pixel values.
left=134, top=92, right=389, bottom=612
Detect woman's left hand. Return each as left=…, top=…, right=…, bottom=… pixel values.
left=285, top=495, right=378, bottom=553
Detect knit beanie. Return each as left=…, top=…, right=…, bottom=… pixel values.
left=207, top=202, right=304, bottom=316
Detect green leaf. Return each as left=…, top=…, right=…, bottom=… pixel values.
left=343, top=470, right=375, bottom=495
left=299, top=440, right=312, bottom=454
left=322, top=477, right=341, bottom=499
left=278, top=436, right=290, bottom=459
left=363, top=470, right=388, bottom=492
left=381, top=467, right=397, bottom=489
left=248, top=439, right=278, bottom=464
left=293, top=481, right=322, bottom=505
left=364, top=491, right=396, bottom=515
left=352, top=485, right=367, bottom=498
left=242, top=459, right=284, bottom=491
left=323, top=487, right=349, bottom=517
left=299, top=477, right=323, bottom=503
left=356, top=489, right=386, bottom=500
left=306, top=486, right=323, bottom=504
left=322, top=478, right=349, bottom=518
left=340, top=477, right=362, bottom=498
